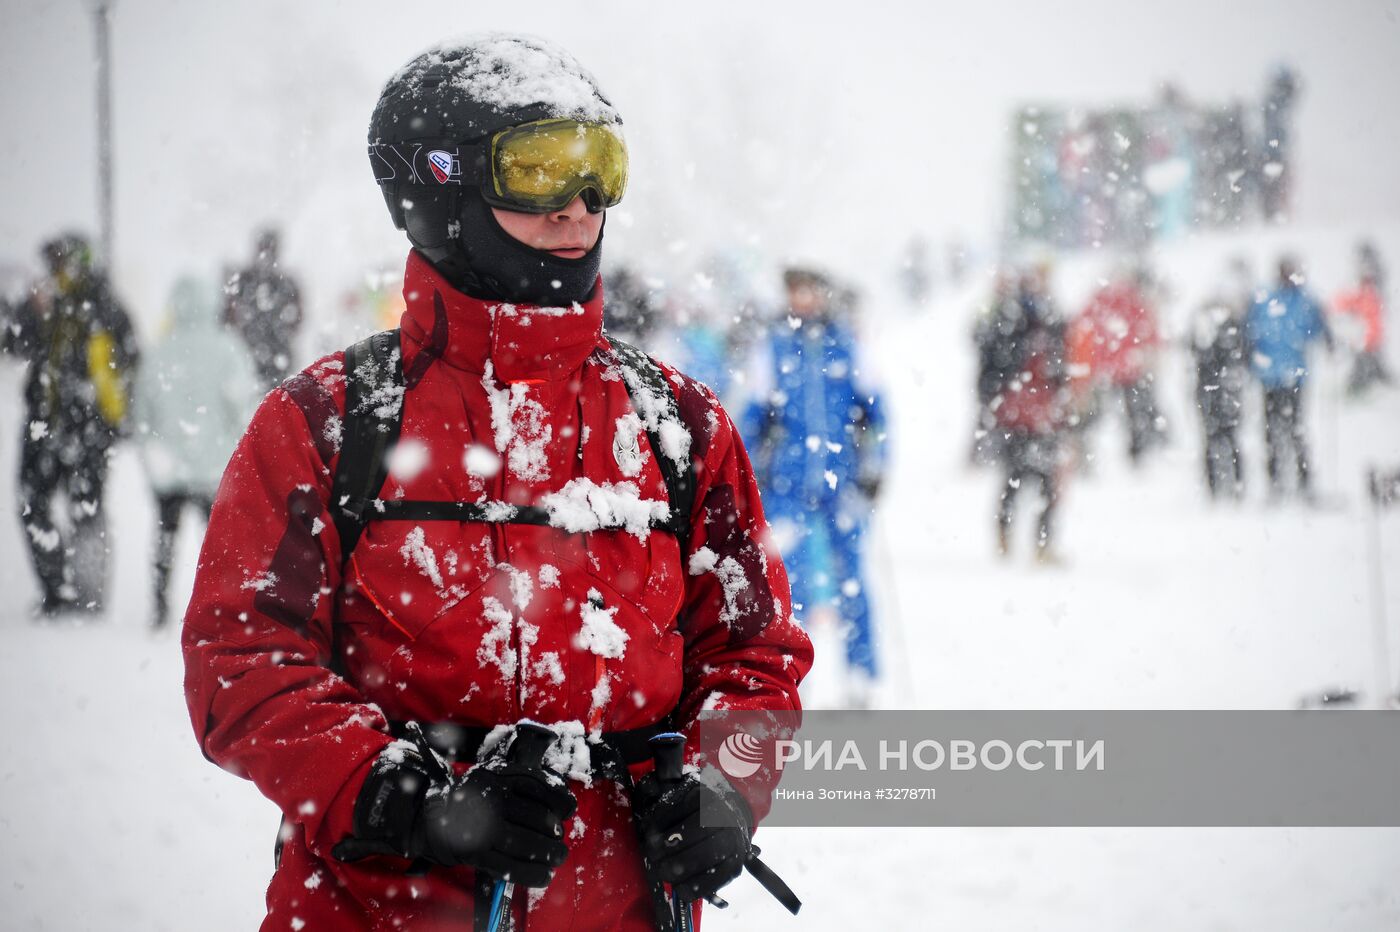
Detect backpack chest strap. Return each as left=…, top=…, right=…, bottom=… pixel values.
left=346, top=497, right=676, bottom=534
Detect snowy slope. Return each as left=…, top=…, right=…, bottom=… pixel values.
left=2, top=224, right=1398, bottom=929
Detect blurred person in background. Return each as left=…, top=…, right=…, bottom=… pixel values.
left=225, top=226, right=303, bottom=389
left=132, top=275, right=259, bottom=629
left=1189, top=258, right=1252, bottom=499
left=1072, top=260, right=1168, bottom=465
left=652, top=285, right=735, bottom=401
left=1330, top=240, right=1391, bottom=396
left=1357, top=240, right=1386, bottom=294
left=1245, top=255, right=1333, bottom=500
left=743, top=267, right=887, bottom=706
left=990, top=274, right=1069, bottom=562
left=601, top=263, right=658, bottom=347
left=1260, top=66, right=1300, bottom=223
left=970, top=267, right=1027, bottom=466
left=0, top=233, right=139, bottom=616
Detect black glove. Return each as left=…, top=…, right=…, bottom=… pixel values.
left=856, top=474, right=882, bottom=501
left=333, top=736, right=577, bottom=888
left=634, top=770, right=754, bottom=901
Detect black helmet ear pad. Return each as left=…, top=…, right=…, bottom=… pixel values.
left=380, top=185, right=407, bottom=230
left=394, top=185, right=460, bottom=263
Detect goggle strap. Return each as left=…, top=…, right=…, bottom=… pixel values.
left=368, top=142, right=485, bottom=187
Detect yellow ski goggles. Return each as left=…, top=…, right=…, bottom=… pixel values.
left=486, top=119, right=628, bottom=213
left=370, top=118, right=628, bottom=214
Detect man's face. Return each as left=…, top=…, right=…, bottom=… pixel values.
left=787, top=282, right=826, bottom=317
left=491, top=195, right=603, bottom=260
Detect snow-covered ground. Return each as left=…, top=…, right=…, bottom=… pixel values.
left=2, top=222, right=1398, bottom=929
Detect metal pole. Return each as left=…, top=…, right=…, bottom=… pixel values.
left=1366, top=469, right=1393, bottom=708
left=93, top=1, right=114, bottom=268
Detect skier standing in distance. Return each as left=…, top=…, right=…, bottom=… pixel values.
left=1245, top=255, right=1334, bottom=500
left=181, top=35, right=810, bottom=931
left=969, top=267, right=1027, bottom=466
left=225, top=226, right=305, bottom=389
left=990, top=280, right=1069, bottom=562
left=1260, top=66, right=1299, bottom=223
left=1072, top=261, right=1168, bottom=465
left=1330, top=241, right=1391, bottom=396
left=0, top=233, right=139, bottom=616
left=1189, top=259, right=1252, bottom=499
left=131, top=274, right=259, bottom=628
left=741, top=268, right=886, bottom=707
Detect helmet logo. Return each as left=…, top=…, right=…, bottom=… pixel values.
left=427, top=150, right=455, bottom=184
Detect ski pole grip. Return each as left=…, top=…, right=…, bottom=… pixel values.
left=508, top=722, right=558, bottom=770
left=648, top=732, right=687, bottom=784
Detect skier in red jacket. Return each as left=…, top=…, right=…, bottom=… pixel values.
left=182, top=35, right=810, bottom=931
left=1073, top=264, right=1168, bottom=464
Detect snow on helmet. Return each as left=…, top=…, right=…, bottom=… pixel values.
left=369, top=34, right=623, bottom=305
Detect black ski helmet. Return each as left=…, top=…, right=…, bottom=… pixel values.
left=369, top=34, right=622, bottom=305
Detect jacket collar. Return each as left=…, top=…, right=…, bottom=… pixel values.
left=398, top=249, right=605, bottom=384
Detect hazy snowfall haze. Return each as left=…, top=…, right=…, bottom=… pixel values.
left=2, top=3, right=1400, bottom=930
left=2, top=0, right=1399, bottom=325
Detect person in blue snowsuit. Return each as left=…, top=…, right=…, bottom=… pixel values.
left=1245, top=256, right=1333, bottom=498
left=742, top=269, right=887, bottom=704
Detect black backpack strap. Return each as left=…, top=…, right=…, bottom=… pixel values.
left=330, top=329, right=404, bottom=562
left=374, top=501, right=552, bottom=525
left=608, top=338, right=696, bottom=551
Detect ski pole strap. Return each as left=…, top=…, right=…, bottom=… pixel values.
left=744, top=847, right=802, bottom=916
left=387, top=720, right=669, bottom=781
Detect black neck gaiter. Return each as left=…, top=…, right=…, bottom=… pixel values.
left=427, top=191, right=602, bottom=306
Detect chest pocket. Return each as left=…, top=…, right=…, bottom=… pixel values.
left=346, top=520, right=498, bottom=640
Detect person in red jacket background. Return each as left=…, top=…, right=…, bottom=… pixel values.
left=182, top=35, right=810, bottom=931
left=1331, top=240, right=1391, bottom=396
left=1071, top=262, right=1169, bottom=464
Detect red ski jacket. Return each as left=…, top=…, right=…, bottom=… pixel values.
left=182, top=250, right=811, bottom=931
left=1073, top=282, right=1161, bottom=386
left=1332, top=282, right=1385, bottom=353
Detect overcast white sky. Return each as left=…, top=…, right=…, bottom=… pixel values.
left=2, top=0, right=1398, bottom=323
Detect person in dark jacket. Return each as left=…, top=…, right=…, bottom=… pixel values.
left=1260, top=66, right=1299, bottom=223
left=225, top=227, right=303, bottom=388
left=970, top=268, right=1028, bottom=465
left=1245, top=256, right=1333, bottom=499
left=1190, top=260, right=1252, bottom=499
left=991, top=289, right=1069, bottom=561
left=0, top=233, right=140, bottom=615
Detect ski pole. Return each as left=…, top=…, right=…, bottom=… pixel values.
left=648, top=733, right=802, bottom=927
left=486, top=722, right=559, bottom=932
left=648, top=732, right=695, bottom=932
